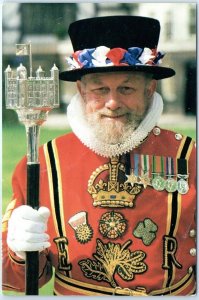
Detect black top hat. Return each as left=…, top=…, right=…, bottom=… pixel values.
left=59, top=16, right=175, bottom=81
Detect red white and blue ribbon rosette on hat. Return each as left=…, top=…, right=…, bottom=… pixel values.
left=66, top=46, right=165, bottom=70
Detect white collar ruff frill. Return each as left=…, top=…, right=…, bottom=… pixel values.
left=67, top=92, right=163, bottom=158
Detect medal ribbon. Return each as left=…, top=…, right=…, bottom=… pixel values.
left=125, top=153, right=131, bottom=176
left=177, top=158, right=188, bottom=178
left=134, top=154, right=139, bottom=176
left=141, top=154, right=149, bottom=175
left=152, top=156, right=164, bottom=177
left=166, top=157, right=174, bottom=177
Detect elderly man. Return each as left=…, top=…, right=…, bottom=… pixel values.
left=2, top=16, right=196, bottom=296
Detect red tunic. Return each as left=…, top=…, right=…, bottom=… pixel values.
left=2, top=127, right=196, bottom=295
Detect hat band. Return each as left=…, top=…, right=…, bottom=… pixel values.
left=66, top=46, right=165, bottom=70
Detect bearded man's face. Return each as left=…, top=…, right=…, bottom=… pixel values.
left=77, top=72, right=157, bottom=144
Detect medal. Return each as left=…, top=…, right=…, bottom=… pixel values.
left=125, top=153, right=140, bottom=187
left=177, top=178, right=189, bottom=194
left=165, top=177, right=177, bottom=193
left=177, top=159, right=189, bottom=195
left=152, top=175, right=165, bottom=191
left=125, top=171, right=138, bottom=187
left=139, top=173, right=151, bottom=188
left=165, top=157, right=177, bottom=192
left=151, top=156, right=165, bottom=191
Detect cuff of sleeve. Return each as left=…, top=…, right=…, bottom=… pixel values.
left=8, top=248, right=25, bottom=265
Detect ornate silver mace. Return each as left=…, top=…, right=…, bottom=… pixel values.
left=5, top=43, right=59, bottom=295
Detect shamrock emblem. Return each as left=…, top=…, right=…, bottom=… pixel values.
left=133, top=218, right=158, bottom=246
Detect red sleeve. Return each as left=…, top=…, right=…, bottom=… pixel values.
left=2, top=157, right=53, bottom=293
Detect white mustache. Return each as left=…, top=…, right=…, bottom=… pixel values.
left=94, top=109, right=131, bottom=118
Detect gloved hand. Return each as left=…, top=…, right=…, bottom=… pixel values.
left=7, top=205, right=51, bottom=260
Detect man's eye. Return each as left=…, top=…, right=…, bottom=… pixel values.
left=119, top=87, right=135, bottom=95
left=92, top=87, right=109, bottom=95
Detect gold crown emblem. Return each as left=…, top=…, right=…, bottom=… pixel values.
left=87, top=157, right=142, bottom=208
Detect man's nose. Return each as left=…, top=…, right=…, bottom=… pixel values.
left=105, top=91, right=122, bottom=110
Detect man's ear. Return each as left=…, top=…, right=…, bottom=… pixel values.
left=76, top=80, right=86, bottom=100
left=76, top=80, right=82, bottom=95
left=146, top=79, right=157, bottom=98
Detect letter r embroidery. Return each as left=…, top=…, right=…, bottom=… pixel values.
left=162, top=235, right=182, bottom=270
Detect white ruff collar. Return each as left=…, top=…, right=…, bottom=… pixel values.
left=67, top=92, right=163, bottom=158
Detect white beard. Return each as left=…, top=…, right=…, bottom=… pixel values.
left=67, top=92, right=163, bottom=158
left=85, top=108, right=145, bottom=145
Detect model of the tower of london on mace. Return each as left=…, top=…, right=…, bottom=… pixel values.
left=5, top=43, right=59, bottom=126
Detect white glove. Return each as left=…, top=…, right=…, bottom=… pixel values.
left=7, top=205, right=51, bottom=260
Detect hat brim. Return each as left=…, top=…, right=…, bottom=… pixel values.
left=59, top=65, right=175, bottom=81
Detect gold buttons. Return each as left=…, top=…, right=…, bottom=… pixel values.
left=153, top=127, right=161, bottom=136
left=175, top=133, right=182, bottom=140
left=188, top=266, right=193, bottom=273
left=189, top=248, right=196, bottom=256
left=189, top=229, right=196, bottom=238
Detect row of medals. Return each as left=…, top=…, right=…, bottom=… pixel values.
left=126, top=172, right=189, bottom=195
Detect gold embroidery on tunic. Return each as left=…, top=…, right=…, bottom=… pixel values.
left=133, top=218, right=158, bottom=246
left=99, top=211, right=127, bottom=239
left=79, top=239, right=147, bottom=287
left=88, top=157, right=142, bottom=208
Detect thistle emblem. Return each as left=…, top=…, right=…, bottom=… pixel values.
left=68, top=212, right=93, bottom=244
